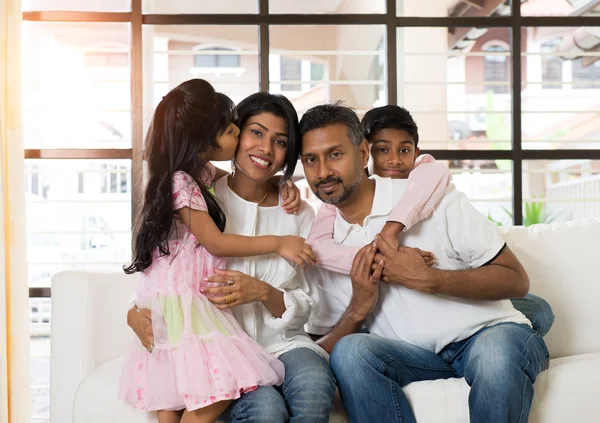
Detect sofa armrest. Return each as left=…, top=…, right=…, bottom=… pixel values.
left=50, top=271, right=138, bottom=423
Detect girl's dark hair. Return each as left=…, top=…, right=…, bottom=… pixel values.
left=124, top=79, right=235, bottom=274
left=235, top=92, right=300, bottom=181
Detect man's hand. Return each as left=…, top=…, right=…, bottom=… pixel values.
left=349, top=243, right=384, bottom=319
left=374, top=235, right=434, bottom=293
left=127, top=307, right=154, bottom=352
left=315, top=243, right=384, bottom=355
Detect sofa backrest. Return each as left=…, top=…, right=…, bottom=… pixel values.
left=50, top=271, right=138, bottom=423
left=500, top=217, right=600, bottom=359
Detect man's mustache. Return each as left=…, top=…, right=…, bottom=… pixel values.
left=315, top=177, right=342, bottom=188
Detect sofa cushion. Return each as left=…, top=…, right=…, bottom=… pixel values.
left=76, top=354, right=600, bottom=423
left=500, top=218, right=600, bottom=358
left=403, top=353, right=600, bottom=423
left=73, top=356, right=348, bottom=423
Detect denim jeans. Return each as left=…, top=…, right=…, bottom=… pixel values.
left=331, top=322, right=550, bottom=423
left=511, top=293, right=555, bottom=337
left=220, top=347, right=336, bottom=423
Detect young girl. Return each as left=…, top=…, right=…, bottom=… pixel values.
left=119, top=79, right=314, bottom=423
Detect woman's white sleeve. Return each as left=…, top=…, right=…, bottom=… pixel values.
left=261, top=270, right=317, bottom=331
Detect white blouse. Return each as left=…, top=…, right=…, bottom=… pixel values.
left=213, top=176, right=327, bottom=360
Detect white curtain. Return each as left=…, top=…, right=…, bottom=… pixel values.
left=1, top=0, right=32, bottom=422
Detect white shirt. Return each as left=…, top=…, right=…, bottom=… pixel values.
left=306, top=175, right=530, bottom=354
left=214, top=176, right=327, bottom=359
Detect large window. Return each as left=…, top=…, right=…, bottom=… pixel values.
left=22, top=1, right=600, bottom=421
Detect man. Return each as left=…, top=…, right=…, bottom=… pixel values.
left=299, top=103, right=549, bottom=423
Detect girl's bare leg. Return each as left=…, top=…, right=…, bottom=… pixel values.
left=157, top=409, right=184, bottom=423
left=181, top=400, right=232, bottom=423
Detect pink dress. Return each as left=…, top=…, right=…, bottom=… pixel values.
left=118, top=167, right=285, bottom=412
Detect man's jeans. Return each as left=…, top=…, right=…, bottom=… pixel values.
left=331, top=294, right=553, bottom=423
left=512, top=293, right=555, bottom=337
left=220, top=347, right=336, bottom=423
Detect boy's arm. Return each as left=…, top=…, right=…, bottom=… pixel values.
left=386, top=154, right=451, bottom=231
left=306, top=204, right=360, bottom=275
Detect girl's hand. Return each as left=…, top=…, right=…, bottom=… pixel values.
left=280, top=179, right=301, bottom=215
left=203, top=269, right=268, bottom=310
left=415, top=248, right=436, bottom=266
left=276, top=235, right=316, bottom=268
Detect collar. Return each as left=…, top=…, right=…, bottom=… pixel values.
left=333, top=175, right=395, bottom=244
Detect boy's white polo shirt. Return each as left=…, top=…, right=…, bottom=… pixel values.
left=306, top=175, right=530, bottom=354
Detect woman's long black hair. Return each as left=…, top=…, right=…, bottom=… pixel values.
left=235, top=92, right=300, bottom=181
left=124, top=79, right=235, bottom=274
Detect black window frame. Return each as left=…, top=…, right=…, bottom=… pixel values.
left=22, top=0, right=600, bottom=292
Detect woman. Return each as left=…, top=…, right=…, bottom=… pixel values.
left=128, top=91, right=336, bottom=423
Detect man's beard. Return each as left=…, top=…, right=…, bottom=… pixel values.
left=312, top=167, right=364, bottom=205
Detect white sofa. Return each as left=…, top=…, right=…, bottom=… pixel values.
left=51, top=218, right=600, bottom=423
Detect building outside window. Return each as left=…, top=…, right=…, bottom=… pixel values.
left=483, top=43, right=509, bottom=94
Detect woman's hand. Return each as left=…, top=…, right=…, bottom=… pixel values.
left=280, top=179, right=302, bottom=215
left=276, top=236, right=316, bottom=268
left=203, top=269, right=271, bottom=310
left=127, top=306, right=154, bottom=352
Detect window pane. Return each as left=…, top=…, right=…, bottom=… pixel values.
left=24, top=0, right=130, bottom=11
left=522, top=27, right=600, bottom=150
left=219, top=54, right=241, bottom=68
left=572, top=58, right=600, bottom=89
left=22, top=22, right=131, bottom=149
left=143, top=25, right=259, bottom=138
left=270, top=0, right=384, bottom=13
left=269, top=25, right=385, bottom=114
left=522, top=160, right=600, bottom=224
left=521, top=0, right=597, bottom=16
left=194, top=54, right=217, bottom=68
left=398, top=0, right=511, bottom=17
left=143, top=0, right=257, bottom=13
left=26, top=159, right=132, bottom=291
left=280, top=57, right=302, bottom=92
left=399, top=27, right=512, bottom=151
left=541, top=42, right=563, bottom=89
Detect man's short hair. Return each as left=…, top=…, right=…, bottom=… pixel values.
left=361, top=105, right=419, bottom=148
left=299, top=102, right=363, bottom=154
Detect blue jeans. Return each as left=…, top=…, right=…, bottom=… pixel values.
left=511, top=293, right=555, bottom=337
left=220, top=347, right=336, bottom=423
left=331, top=323, right=550, bottom=423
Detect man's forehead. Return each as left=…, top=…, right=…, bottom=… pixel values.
left=302, top=124, right=353, bottom=153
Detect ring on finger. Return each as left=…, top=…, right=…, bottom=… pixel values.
left=225, top=294, right=235, bottom=304
left=227, top=277, right=234, bottom=286
left=148, top=339, right=155, bottom=353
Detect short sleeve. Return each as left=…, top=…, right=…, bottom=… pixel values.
left=172, top=171, right=208, bottom=212
left=199, top=163, right=217, bottom=186
left=442, top=185, right=506, bottom=268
